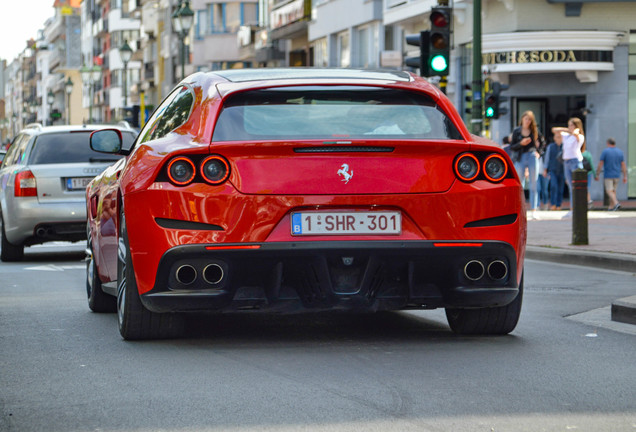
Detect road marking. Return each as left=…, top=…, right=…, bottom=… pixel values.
left=24, top=264, right=85, bottom=271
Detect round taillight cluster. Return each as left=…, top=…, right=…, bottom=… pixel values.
left=201, top=156, right=230, bottom=185
left=166, top=155, right=230, bottom=186
left=167, top=157, right=196, bottom=185
left=454, top=152, right=509, bottom=183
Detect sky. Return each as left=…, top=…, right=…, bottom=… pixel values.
left=0, top=1, right=57, bottom=62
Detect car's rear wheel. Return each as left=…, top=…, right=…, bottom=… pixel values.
left=117, top=207, right=184, bottom=340
left=1, top=214, right=24, bottom=262
left=445, top=272, right=524, bottom=335
left=86, top=226, right=116, bottom=313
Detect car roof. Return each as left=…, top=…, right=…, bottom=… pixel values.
left=18, top=123, right=135, bottom=136
left=211, top=68, right=414, bottom=83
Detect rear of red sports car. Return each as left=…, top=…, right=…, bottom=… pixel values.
left=86, top=69, right=527, bottom=340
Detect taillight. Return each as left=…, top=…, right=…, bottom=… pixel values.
left=454, top=153, right=479, bottom=182
left=167, top=157, right=196, bottom=185
left=200, top=155, right=230, bottom=185
left=454, top=152, right=510, bottom=183
left=14, top=170, right=37, bottom=197
left=483, top=154, right=508, bottom=182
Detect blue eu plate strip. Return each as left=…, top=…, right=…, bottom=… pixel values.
left=291, top=213, right=302, bottom=234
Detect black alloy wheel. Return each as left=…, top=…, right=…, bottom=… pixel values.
left=445, top=272, right=524, bottom=335
left=86, top=222, right=117, bottom=313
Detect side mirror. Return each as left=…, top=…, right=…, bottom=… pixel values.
left=90, top=129, right=123, bottom=154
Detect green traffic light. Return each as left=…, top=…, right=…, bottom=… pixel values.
left=430, top=54, right=448, bottom=72
left=485, top=106, right=495, bottom=118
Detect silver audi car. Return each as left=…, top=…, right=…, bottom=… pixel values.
left=0, top=123, right=136, bottom=261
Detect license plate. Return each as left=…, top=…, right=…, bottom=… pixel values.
left=291, top=211, right=401, bottom=235
left=66, top=177, right=93, bottom=190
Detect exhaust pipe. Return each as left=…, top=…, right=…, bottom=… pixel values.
left=203, top=263, right=224, bottom=285
left=487, top=260, right=508, bottom=281
left=175, top=265, right=197, bottom=285
left=464, top=260, right=485, bottom=281
left=36, top=227, right=50, bottom=237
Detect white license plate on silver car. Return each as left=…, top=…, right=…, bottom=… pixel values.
left=66, top=177, right=94, bottom=190
left=291, top=211, right=401, bottom=235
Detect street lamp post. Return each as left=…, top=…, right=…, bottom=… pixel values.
left=119, top=40, right=133, bottom=117
left=47, top=90, right=54, bottom=126
left=65, top=77, right=73, bottom=125
left=172, top=1, right=194, bottom=82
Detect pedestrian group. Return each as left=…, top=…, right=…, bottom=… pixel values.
left=504, top=112, right=627, bottom=215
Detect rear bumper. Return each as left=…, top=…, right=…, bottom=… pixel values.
left=141, top=240, right=521, bottom=313
left=2, top=197, right=86, bottom=245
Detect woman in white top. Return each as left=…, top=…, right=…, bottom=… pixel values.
left=551, top=117, right=585, bottom=212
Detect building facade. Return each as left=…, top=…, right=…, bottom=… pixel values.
left=384, top=0, right=635, bottom=200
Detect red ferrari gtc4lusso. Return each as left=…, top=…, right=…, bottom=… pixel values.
left=86, top=68, right=527, bottom=340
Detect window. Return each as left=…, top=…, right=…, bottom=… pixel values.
left=28, top=131, right=136, bottom=164
left=337, top=31, right=350, bottom=68
left=242, top=2, right=258, bottom=25
left=196, top=10, right=207, bottom=39
left=209, top=3, right=227, bottom=33
left=2, top=134, right=29, bottom=167
left=355, top=24, right=381, bottom=68
left=138, top=85, right=195, bottom=144
left=311, top=38, right=328, bottom=67
left=212, top=87, right=463, bottom=141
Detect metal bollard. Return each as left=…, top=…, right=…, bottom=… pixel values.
left=572, top=169, right=589, bottom=245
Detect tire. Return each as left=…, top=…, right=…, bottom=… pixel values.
left=86, top=227, right=117, bottom=313
left=1, top=215, right=24, bottom=262
left=445, top=272, right=524, bottom=335
left=117, top=207, right=184, bottom=340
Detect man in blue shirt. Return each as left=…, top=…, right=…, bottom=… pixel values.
left=595, top=138, right=627, bottom=211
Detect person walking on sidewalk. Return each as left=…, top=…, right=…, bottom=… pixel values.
left=544, top=132, right=565, bottom=210
left=595, top=137, right=627, bottom=211
left=552, top=117, right=584, bottom=216
left=510, top=110, right=546, bottom=215
left=581, top=142, right=596, bottom=208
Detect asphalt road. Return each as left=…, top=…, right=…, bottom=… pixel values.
left=1, top=243, right=635, bottom=432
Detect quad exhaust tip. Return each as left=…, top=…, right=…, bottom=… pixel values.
left=175, top=264, right=197, bottom=285
left=464, top=260, right=485, bottom=281
left=203, top=263, right=224, bottom=285
left=487, top=260, right=508, bottom=281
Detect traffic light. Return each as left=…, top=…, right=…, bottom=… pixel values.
left=484, top=80, right=509, bottom=119
left=428, top=6, right=451, bottom=77
left=405, top=31, right=430, bottom=77
left=463, top=84, right=473, bottom=116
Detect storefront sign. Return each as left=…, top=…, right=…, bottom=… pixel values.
left=483, top=50, right=612, bottom=65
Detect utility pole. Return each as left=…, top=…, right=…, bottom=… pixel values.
left=471, top=0, right=482, bottom=135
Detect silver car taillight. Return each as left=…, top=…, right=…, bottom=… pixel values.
left=14, top=170, right=37, bottom=197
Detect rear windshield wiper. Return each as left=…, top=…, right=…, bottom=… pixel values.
left=89, top=157, right=121, bottom=163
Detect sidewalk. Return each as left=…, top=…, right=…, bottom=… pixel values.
left=526, top=200, right=636, bottom=267
left=525, top=200, right=636, bottom=326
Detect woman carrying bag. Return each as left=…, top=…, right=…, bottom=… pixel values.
left=510, top=110, right=546, bottom=216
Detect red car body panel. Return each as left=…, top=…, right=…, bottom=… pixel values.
left=87, top=69, right=526, bottom=321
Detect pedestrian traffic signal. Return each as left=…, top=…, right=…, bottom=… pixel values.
left=405, top=31, right=430, bottom=77
left=484, top=80, right=509, bottom=119
left=428, top=6, right=451, bottom=77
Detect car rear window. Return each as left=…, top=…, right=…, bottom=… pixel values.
left=28, top=131, right=136, bottom=165
left=212, top=87, right=463, bottom=141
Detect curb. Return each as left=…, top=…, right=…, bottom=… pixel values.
left=526, top=246, right=636, bottom=328
left=611, top=295, right=636, bottom=325
left=525, top=246, right=636, bottom=273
